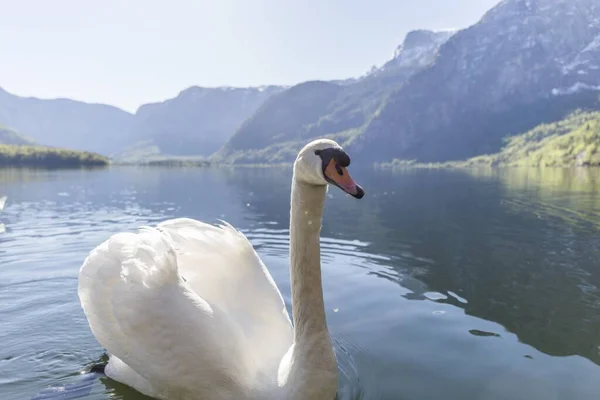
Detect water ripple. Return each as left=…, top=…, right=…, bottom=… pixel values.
left=4, top=167, right=600, bottom=400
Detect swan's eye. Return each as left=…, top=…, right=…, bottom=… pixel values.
left=335, top=163, right=344, bottom=176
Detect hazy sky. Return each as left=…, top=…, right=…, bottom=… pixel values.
left=1, top=0, right=500, bottom=112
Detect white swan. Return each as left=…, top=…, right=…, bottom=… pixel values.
left=77, top=139, right=365, bottom=400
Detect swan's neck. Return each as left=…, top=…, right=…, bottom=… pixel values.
left=283, top=177, right=338, bottom=399
left=289, top=179, right=328, bottom=342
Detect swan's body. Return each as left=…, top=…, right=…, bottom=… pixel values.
left=78, top=139, right=364, bottom=400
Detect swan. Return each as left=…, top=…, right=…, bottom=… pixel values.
left=77, top=138, right=365, bottom=400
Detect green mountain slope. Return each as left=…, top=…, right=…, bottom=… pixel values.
left=467, top=111, right=600, bottom=167
left=384, top=111, right=600, bottom=168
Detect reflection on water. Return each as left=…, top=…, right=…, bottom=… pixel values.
left=466, top=167, right=600, bottom=229
left=1, top=166, right=600, bottom=400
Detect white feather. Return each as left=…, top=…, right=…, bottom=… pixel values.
left=78, top=219, right=293, bottom=400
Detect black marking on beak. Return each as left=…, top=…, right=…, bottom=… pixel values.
left=314, top=147, right=350, bottom=168
left=315, top=147, right=364, bottom=199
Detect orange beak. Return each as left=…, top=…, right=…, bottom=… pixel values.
left=324, top=159, right=365, bottom=199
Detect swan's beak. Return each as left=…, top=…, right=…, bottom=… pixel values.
left=324, top=159, right=365, bottom=199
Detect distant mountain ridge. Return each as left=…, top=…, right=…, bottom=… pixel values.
left=0, top=23, right=457, bottom=162
left=0, top=87, right=134, bottom=155
left=220, top=0, right=600, bottom=165
left=0, top=85, right=285, bottom=158
left=3, top=0, right=600, bottom=165
left=129, top=85, right=284, bottom=158
left=216, top=28, right=455, bottom=163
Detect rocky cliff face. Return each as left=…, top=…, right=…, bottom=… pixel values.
left=351, top=0, right=600, bottom=163
left=370, top=29, right=456, bottom=80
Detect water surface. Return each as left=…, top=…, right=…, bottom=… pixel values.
left=1, top=166, right=600, bottom=400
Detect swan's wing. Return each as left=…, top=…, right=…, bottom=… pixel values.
left=156, top=218, right=293, bottom=368
left=78, top=219, right=293, bottom=394
left=78, top=229, right=251, bottom=395
left=78, top=227, right=260, bottom=397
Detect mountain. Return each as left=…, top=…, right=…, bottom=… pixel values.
left=470, top=110, right=600, bottom=167
left=128, top=86, right=285, bottom=158
left=216, top=29, right=455, bottom=163
left=367, top=29, right=456, bottom=83
left=384, top=110, right=600, bottom=167
left=0, top=125, right=36, bottom=146
left=216, top=81, right=350, bottom=163
left=350, top=0, right=600, bottom=163
left=0, top=87, right=134, bottom=155
left=5, top=0, right=599, bottom=165
left=0, top=85, right=285, bottom=159
left=219, top=0, right=600, bottom=165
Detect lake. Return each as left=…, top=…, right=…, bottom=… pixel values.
left=1, top=166, right=600, bottom=400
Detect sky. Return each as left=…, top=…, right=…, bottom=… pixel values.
left=1, top=0, right=500, bottom=113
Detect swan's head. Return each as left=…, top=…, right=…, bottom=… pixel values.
left=294, top=139, right=365, bottom=199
